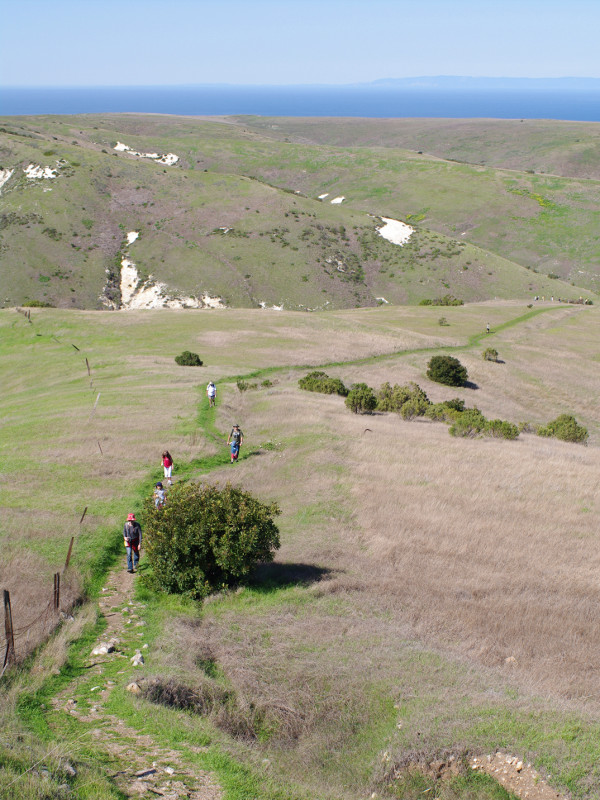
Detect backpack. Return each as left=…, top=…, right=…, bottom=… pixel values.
left=125, top=521, right=140, bottom=545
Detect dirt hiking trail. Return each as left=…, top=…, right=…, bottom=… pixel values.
left=51, top=567, right=221, bottom=800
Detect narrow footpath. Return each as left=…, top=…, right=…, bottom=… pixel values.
left=50, top=568, right=222, bottom=800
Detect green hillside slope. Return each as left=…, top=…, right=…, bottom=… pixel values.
left=0, top=114, right=595, bottom=309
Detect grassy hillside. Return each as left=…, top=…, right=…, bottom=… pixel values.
left=0, top=114, right=596, bottom=309
left=2, top=303, right=600, bottom=799
left=235, top=117, right=600, bottom=180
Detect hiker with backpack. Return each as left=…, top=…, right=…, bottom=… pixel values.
left=207, top=381, right=217, bottom=407
left=227, top=424, right=244, bottom=463
left=123, top=513, right=142, bottom=573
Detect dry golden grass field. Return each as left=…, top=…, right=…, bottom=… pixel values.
left=1, top=301, right=600, bottom=799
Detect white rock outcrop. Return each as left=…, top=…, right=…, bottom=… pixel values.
left=114, top=141, right=179, bottom=166
left=377, top=217, right=414, bottom=246
left=116, top=258, right=225, bottom=310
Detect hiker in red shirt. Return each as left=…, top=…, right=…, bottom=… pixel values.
left=162, top=450, right=173, bottom=486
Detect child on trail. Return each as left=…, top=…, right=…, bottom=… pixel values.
left=162, top=450, right=173, bottom=485
left=207, top=381, right=217, bottom=407
left=123, top=513, right=142, bottom=573
left=154, top=482, right=166, bottom=509
left=227, top=424, right=244, bottom=463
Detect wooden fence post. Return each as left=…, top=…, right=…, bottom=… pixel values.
left=3, top=590, right=15, bottom=669
left=53, top=573, right=60, bottom=611
left=64, top=537, right=75, bottom=571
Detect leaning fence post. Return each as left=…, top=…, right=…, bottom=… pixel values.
left=3, top=590, right=15, bottom=669
left=64, top=536, right=75, bottom=571
left=53, top=573, right=60, bottom=611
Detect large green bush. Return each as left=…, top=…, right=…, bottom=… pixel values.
left=141, top=482, right=280, bottom=599
left=427, top=355, right=468, bottom=387
left=345, top=383, right=377, bottom=414
left=376, top=382, right=429, bottom=413
left=298, top=370, right=348, bottom=396
left=537, top=414, right=588, bottom=444
left=175, top=350, right=203, bottom=366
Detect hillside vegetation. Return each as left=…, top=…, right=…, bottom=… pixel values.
left=2, top=302, right=600, bottom=799
left=0, top=114, right=597, bottom=309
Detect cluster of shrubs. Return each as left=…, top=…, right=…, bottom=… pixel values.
left=419, top=294, right=464, bottom=306
left=537, top=414, right=588, bottom=444
left=237, top=378, right=274, bottom=392
left=298, top=369, right=588, bottom=445
left=297, top=371, right=349, bottom=396
left=376, top=383, right=519, bottom=439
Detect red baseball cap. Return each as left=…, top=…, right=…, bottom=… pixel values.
left=127, top=513, right=136, bottom=521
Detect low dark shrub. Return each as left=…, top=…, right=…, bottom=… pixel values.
left=482, top=347, right=500, bottom=362
left=298, top=370, right=348, bottom=396
left=175, top=350, right=203, bottom=366
left=345, top=383, right=377, bottom=414
left=537, top=414, right=588, bottom=444
left=427, top=355, right=468, bottom=387
left=21, top=299, right=54, bottom=308
left=237, top=379, right=258, bottom=391
left=419, top=294, right=464, bottom=306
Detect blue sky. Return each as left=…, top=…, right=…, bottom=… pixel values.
left=2, top=0, right=598, bottom=86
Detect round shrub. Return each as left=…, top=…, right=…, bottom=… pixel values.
left=298, top=371, right=348, bottom=396
left=141, top=482, right=281, bottom=599
left=482, top=347, right=499, bottom=362
left=345, top=383, right=377, bottom=414
left=427, top=355, right=468, bottom=387
left=448, top=408, right=487, bottom=437
left=537, top=414, right=588, bottom=444
left=175, top=350, right=203, bottom=366
left=485, top=419, right=519, bottom=440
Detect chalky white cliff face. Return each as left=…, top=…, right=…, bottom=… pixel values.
left=0, top=169, right=14, bottom=192
left=118, top=259, right=225, bottom=309
left=114, top=142, right=179, bottom=166
left=377, top=217, right=414, bottom=245
left=101, top=231, right=225, bottom=310
left=24, top=164, right=58, bottom=179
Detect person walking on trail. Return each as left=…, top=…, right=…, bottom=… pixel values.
left=486, top=323, right=490, bottom=334
left=227, top=424, right=244, bottom=463
left=207, top=381, right=217, bottom=407
left=162, top=450, right=173, bottom=485
left=154, top=482, right=166, bottom=509
left=123, top=513, right=142, bottom=573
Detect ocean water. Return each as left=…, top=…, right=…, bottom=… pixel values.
left=1, top=85, right=600, bottom=120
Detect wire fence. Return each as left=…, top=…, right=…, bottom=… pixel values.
left=1, top=535, right=77, bottom=677
left=2, top=308, right=104, bottom=676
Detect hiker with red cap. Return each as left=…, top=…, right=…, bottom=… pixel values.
left=123, top=513, right=142, bottom=574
